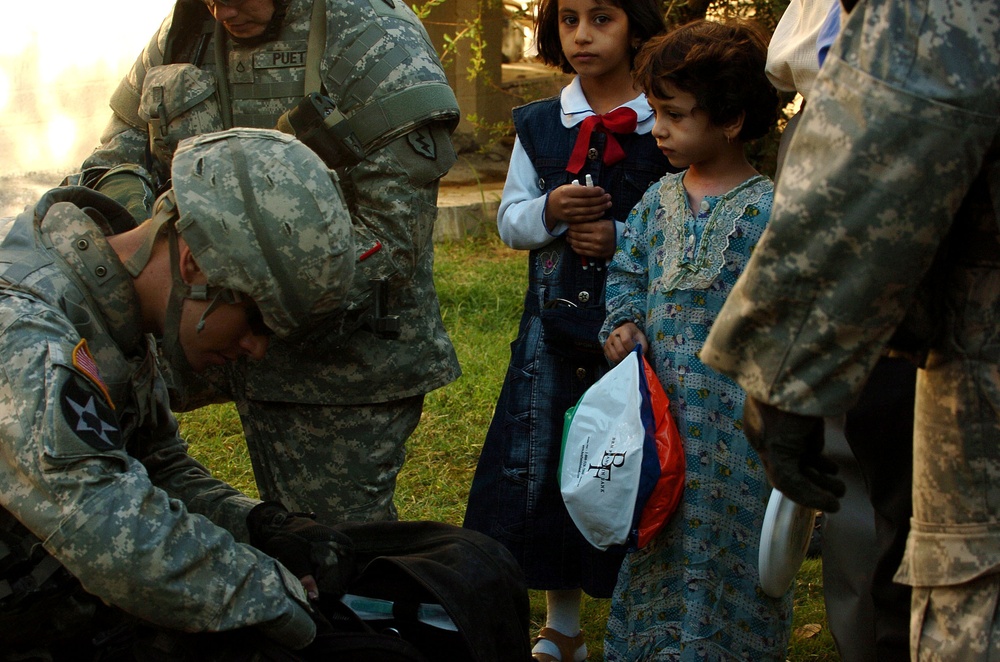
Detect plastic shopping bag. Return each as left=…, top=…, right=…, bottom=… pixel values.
left=559, top=346, right=684, bottom=551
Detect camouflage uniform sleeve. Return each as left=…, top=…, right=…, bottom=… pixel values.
left=133, top=364, right=260, bottom=540
left=320, top=1, right=457, bottom=319
left=701, top=0, right=1000, bottom=417
left=0, top=301, right=315, bottom=648
left=79, top=12, right=174, bottom=187
left=339, top=125, right=453, bottom=293
left=599, top=182, right=661, bottom=345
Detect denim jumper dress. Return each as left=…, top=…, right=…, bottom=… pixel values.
left=464, top=96, right=673, bottom=595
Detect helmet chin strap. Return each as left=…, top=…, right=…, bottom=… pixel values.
left=126, top=191, right=239, bottom=378
left=162, top=219, right=197, bottom=377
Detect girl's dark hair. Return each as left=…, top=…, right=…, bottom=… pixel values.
left=535, top=0, right=667, bottom=74
left=633, top=19, right=779, bottom=141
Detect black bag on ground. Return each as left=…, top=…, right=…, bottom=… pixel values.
left=320, top=520, right=532, bottom=662
left=305, top=602, right=432, bottom=662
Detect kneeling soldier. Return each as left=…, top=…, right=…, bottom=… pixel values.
left=0, top=128, right=356, bottom=660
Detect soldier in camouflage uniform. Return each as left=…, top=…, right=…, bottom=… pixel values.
left=0, top=128, right=357, bottom=659
left=700, top=0, right=1000, bottom=658
left=78, top=0, right=462, bottom=524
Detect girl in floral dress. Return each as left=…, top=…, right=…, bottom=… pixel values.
left=600, top=19, right=789, bottom=660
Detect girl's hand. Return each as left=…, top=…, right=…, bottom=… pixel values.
left=604, top=322, right=647, bottom=365
left=545, top=183, right=612, bottom=230
left=567, top=220, right=616, bottom=260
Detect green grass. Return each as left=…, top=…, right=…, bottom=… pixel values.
left=179, top=232, right=839, bottom=660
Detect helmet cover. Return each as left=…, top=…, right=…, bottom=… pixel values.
left=170, top=127, right=354, bottom=338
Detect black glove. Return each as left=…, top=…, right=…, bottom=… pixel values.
left=743, top=397, right=846, bottom=513
left=247, top=502, right=356, bottom=596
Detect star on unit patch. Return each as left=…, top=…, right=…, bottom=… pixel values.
left=62, top=340, right=121, bottom=451
left=60, top=377, right=122, bottom=451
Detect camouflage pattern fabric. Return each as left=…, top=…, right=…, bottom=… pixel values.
left=81, top=0, right=462, bottom=522
left=139, top=63, right=224, bottom=184
left=232, top=384, right=424, bottom=523
left=83, top=0, right=459, bottom=405
left=911, top=574, right=1000, bottom=660
left=701, top=0, right=1000, bottom=657
left=90, top=163, right=157, bottom=222
left=0, top=188, right=315, bottom=653
left=171, top=128, right=355, bottom=340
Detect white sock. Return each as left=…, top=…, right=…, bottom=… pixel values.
left=532, top=589, right=587, bottom=661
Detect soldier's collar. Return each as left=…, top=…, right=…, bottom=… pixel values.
left=40, top=204, right=144, bottom=355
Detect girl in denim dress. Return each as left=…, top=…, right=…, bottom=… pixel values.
left=463, top=1, right=671, bottom=660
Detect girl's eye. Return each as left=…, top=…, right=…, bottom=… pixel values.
left=594, top=14, right=610, bottom=24
left=561, top=15, right=578, bottom=26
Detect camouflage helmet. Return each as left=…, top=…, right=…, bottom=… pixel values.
left=168, top=127, right=354, bottom=339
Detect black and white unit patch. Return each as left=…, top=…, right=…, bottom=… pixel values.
left=408, top=127, right=437, bottom=160
left=60, top=377, right=122, bottom=451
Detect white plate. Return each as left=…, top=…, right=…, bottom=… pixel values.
left=758, top=488, right=817, bottom=598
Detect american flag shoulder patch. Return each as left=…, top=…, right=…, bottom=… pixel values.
left=72, top=339, right=115, bottom=410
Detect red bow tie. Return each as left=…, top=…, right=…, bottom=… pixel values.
left=566, top=106, right=638, bottom=175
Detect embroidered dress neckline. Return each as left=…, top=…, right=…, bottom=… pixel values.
left=651, top=173, right=770, bottom=293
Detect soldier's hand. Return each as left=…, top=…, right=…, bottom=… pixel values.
left=247, top=502, right=356, bottom=597
left=743, top=397, right=845, bottom=513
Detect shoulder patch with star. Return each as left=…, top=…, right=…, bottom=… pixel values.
left=61, top=344, right=122, bottom=452
left=60, top=377, right=122, bottom=451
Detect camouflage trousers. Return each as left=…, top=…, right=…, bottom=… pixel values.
left=230, top=393, right=425, bottom=524
left=911, top=576, right=1000, bottom=661
left=899, top=223, right=1000, bottom=659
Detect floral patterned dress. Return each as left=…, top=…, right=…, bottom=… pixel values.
left=600, top=172, right=793, bottom=660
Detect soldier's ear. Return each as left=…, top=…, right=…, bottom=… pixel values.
left=177, top=238, right=208, bottom=286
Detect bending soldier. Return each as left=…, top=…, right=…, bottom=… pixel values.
left=0, top=128, right=356, bottom=659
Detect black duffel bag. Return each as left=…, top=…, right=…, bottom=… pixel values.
left=311, top=520, right=532, bottom=662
